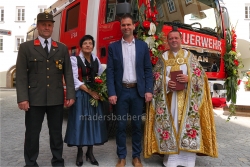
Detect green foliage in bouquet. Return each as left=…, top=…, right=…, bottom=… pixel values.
left=85, top=70, right=108, bottom=107
left=224, top=28, right=243, bottom=121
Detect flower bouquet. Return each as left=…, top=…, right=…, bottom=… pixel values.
left=244, top=71, right=250, bottom=91
left=137, top=1, right=165, bottom=66
left=85, top=70, right=108, bottom=107
left=224, top=27, right=244, bottom=120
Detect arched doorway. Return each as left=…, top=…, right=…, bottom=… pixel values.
left=6, top=65, right=16, bottom=88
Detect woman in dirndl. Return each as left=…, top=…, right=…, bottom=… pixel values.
left=64, top=35, right=108, bottom=166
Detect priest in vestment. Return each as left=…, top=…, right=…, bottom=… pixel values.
left=143, top=30, right=218, bottom=167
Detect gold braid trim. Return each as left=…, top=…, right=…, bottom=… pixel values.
left=165, top=50, right=189, bottom=126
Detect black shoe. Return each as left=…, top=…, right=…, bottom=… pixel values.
left=76, top=161, right=83, bottom=167
left=86, top=153, right=99, bottom=166
left=86, top=146, right=99, bottom=166
left=76, top=149, right=83, bottom=166
left=24, top=163, right=39, bottom=167
left=24, top=162, right=39, bottom=167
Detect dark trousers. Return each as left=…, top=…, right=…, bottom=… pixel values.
left=115, top=87, right=144, bottom=159
left=24, top=105, right=64, bottom=166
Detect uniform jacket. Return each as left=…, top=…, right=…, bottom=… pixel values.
left=107, top=39, right=153, bottom=97
left=16, top=39, right=75, bottom=106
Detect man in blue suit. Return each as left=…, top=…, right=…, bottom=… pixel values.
left=107, top=14, right=153, bottom=167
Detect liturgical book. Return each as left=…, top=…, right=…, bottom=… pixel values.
left=170, top=70, right=185, bottom=91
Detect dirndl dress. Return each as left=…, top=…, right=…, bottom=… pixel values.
left=64, top=89, right=108, bottom=146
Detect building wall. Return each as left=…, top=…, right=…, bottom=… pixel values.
left=0, top=0, right=57, bottom=87
left=224, top=0, right=250, bottom=71
left=241, top=58, right=250, bottom=72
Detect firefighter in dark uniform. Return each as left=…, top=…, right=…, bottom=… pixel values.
left=16, top=11, right=75, bottom=167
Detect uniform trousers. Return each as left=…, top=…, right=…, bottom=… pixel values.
left=24, top=105, right=64, bottom=166
left=115, top=86, right=144, bottom=159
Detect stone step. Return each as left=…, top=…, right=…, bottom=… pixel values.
left=223, top=105, right=250, bottom=117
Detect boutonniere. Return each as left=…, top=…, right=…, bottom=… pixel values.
left=34, top=39, right=40, bottom=46
left=52, top=41, right=58, bottom=47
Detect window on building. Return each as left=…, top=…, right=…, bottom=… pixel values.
left=0, top=37, right=3, bottom=51
left=15, top=37, right=24, bottom=51
left=0, top=7, right=4, bottom=22
left=16, top=7, right=25, bottom=21
left=245, top=5, right=250, bottom=19
left=166, top=0, right=176, bottom=13
left=185, top=0, right=193, bottom=5
left=38, top=5, right=47, bottom=13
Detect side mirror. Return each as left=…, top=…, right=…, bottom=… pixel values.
left=116, top=2, right=131, bottom=17
left=221, top=7, right=230, bottom=31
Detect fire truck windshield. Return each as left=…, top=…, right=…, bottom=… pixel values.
left=152, top=0, right=223, bottom=37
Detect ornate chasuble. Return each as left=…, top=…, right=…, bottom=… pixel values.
left=144, top=49, right=218, bottom=158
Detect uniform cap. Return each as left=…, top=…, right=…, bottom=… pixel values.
left=37, top=11, right=55, bottom=22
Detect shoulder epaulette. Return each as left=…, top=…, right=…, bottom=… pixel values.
left=57, top=41, right=66, bottom=46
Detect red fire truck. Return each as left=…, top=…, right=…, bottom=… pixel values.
left=26, top=0, right=230, bottom=107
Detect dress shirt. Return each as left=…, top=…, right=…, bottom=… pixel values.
left=71, top=51, right=103, bottom=90
left=38, top=36, right=52, bottom=52
left=121, top=38, right=137, bottom=83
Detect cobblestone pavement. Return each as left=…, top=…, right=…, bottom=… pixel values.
left=1, top=90, right=250, bottom=167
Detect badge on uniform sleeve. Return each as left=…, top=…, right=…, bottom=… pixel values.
left=56, top=60, right=59, bottom=68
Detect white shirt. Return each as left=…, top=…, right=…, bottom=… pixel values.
left=38, top=36, right=52, bottom=52
left=70, top=51, right=103, bottom=90
left=121, top=38, right=137, bottom=83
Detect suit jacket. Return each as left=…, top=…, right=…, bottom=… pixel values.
left=16, top=39, right=75, bottom=106
left=107, top=39, right=153, bottom=97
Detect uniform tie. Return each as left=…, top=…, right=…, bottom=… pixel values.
left=44, top=39, right=49, bottom=56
